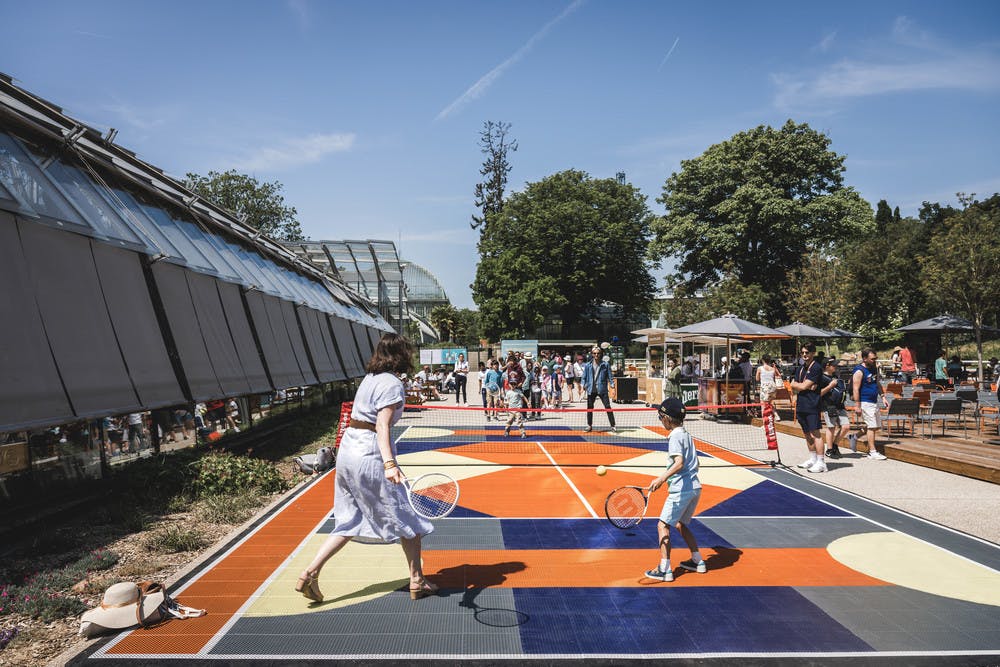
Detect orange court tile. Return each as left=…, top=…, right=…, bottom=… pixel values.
left=454, top=466, right=598, bottom=517
left=108, top=472, right=337, bottom=655
left=424, top=548, right=890, bottom=589
left=561, top=466, right=743, bottom=515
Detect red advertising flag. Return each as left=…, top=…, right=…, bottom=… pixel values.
left=762, top=402, right=778, bottom=450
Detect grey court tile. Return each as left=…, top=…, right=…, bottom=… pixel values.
left=424, top=518, right=505, bottom=550
left=698, top=516, right=886, bottom=548
left=463, top=632, right=524, bottom=654
left=798, top=585, right=1000, bottom=651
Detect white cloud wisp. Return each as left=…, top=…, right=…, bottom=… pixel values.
left=436, top=0, right=585, bottom=121
left=232, top=132, right=355, bottom=172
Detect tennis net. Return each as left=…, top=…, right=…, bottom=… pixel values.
left=379, top=403, right=781, bottom=468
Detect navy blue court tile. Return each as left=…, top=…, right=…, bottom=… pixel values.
left=448, top=504, right=495, bottom=518
left=499, top=518, right=733, bottom=550
left=699, top=479, right=851, bottom=517
left=395, top=440, right=480, bottom=453
left=514, top=587, right=872, bottom=655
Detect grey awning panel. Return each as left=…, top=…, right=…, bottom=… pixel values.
left=151, top=262, right=224, bottom=401
left=261, top=294, right=308, bottom=389
left=90, top=242, right=185, bottom=408
left=280, top=299, right=319, bottom=386
left=217, top=282, right=271, bottom=394
left=19, top=220, right=142, bottom=418
left=0, top=213, right=75, bottom=430
left=329, top=316, right=365, bottom=378
left=186, top=272, right=252, bottom=398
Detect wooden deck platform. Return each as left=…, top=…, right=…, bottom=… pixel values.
left=766, top=416, right=1000, bottom=484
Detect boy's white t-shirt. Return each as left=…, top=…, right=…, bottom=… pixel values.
left=667, top=426, right=701, bottom=494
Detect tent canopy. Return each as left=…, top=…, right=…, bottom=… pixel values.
left=777, top=322, right=835, bottom=339
left=897, top=314, right=999, bottom=333
left=672, top=314, right=790, bottom=340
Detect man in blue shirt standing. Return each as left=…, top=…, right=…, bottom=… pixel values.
left=580, top=345, right=617, bottom=433
left=790, top=342, right=827, bottom=472
left=852, top=348, right=888, bottom=460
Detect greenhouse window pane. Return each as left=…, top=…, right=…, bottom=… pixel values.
left=0, top=132, right=84, bottom=224
left=40, top=160, right=147, bottom=248
left=106, top=188, right=183, bottom=260
left=139, top=204, right=216, bottom=274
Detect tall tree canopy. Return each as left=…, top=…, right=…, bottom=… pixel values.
left=921, top=193, right=1000, bottom=378
left=649, top=120, right=873, bottom=322
left=185, top=169, right=305, bottom=241
left=471, top=121, right=517, bottom=232
left=472, top=169, right=656, bottom=340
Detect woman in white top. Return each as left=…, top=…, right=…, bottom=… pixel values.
left=756, top=354, right=782, bottom=421
left=572, top=355, right=585, bottom=402
left=296, top=333, right=438, bottom=603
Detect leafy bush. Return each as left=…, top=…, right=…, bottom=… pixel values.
left=189, top=453, right=287, bottom=498
left=145, top=525, right=209, bottom=553
left=196, top=493, right=262, bottom=525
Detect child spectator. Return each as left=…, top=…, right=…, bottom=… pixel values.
left=504, top=385, right=527, bottom=438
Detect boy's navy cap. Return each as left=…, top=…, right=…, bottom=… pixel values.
left=658, top=398, right=686, bottom=420
left=824, top=358, right=838, bottom=368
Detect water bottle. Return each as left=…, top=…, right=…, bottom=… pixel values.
left=847, top=433, right=858, bottom=453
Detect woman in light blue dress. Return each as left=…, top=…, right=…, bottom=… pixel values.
left=296, top=333, right=437, bottom=602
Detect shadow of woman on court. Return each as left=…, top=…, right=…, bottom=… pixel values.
left=433, top=561, right=528, bottom=626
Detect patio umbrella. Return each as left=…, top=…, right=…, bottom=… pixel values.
left=897, top=314, right=982, bottom=333
left=825, top=327, right=863, bottom=338
left=776, top=322, right=836, bottom=339
left=672, top=314, right=789, bottom=381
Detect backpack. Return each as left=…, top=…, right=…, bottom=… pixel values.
left=825, top=377, right=847, bottom=410
left=293, top=446, right=335, bottom=475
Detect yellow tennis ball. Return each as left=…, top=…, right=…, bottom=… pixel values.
left=595, top=465, right=607, bottom=476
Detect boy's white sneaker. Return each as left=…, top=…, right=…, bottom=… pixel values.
left=868, top=450, right=887, bottom=460
left=797, top=458, right=815, bottom=469
left=678, top=559, right=707, bottom=573
left=807, top=460, right=828, bottom=473
left=644, top=567, right=673, bottom=582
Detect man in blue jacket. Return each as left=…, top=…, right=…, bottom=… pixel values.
left=581, top=345, right=617, bottom=433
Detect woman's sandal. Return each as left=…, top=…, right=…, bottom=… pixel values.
left=409, top=579, right=439, bottom=600
left=295, top=572, right=323, bottom=602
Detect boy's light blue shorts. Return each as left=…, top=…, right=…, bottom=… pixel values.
left=658, top=488, right=701, bottom=526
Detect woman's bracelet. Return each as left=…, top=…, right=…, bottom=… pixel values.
left=383, top=459, right=397, bottom=470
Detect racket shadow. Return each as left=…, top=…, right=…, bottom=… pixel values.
left=433, top=561, right=529, bottom=627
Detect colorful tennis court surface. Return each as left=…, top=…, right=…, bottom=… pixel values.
left=72, top=413, right=1000, bottom=664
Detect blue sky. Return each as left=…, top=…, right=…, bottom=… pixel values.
left=3, top=1, right=999, bottom=308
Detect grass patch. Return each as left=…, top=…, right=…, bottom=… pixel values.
left=145, top=525, right=209, bottom=553
left=196, top=493, right=262, bottom=525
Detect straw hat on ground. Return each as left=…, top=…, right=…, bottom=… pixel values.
left=80, top=582, right=165, bottom=637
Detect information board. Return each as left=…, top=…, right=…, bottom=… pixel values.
left=419, top=347, right=468, bottom=366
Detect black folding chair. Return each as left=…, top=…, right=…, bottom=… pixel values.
left=919, top=398, right=965, bottom=439
left=883, top=398, right=920, bottom=437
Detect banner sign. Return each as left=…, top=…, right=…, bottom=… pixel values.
left=419, top=347, right=468, bottom=366
left=500, top=340, right=538, bottom=359
left=762, top=402, right=779, bottom=450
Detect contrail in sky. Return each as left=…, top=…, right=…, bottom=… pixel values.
left=436, top=0, right=585, bottom=121
left=658, top=37, right=680, bottom=71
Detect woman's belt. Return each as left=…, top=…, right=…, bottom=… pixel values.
left=349, top=419, right=376, bottom=432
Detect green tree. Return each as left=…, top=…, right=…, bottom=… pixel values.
left=452, top=308, right=482, bottom=347
left=429, top=304, right=459, bottom=342
left=786, top=251, right=849, bottom=329
left=649, top=120, right=873, bottom=322
left=471, top=121, right=517, bottom=232
left=875, top=199, right=894, bottom=233
left=921, top=193, right=1000, bottom=379
left=841, top=209, right=930, bottom=342
left=185, top=169, right=305, bottom=241
left=472, top=170, right=656, bottom=339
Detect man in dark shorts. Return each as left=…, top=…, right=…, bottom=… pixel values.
left=789, top=342, right=826, bottom=473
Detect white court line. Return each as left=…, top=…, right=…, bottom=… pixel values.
left=535, top=440, right=599, bottom=519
